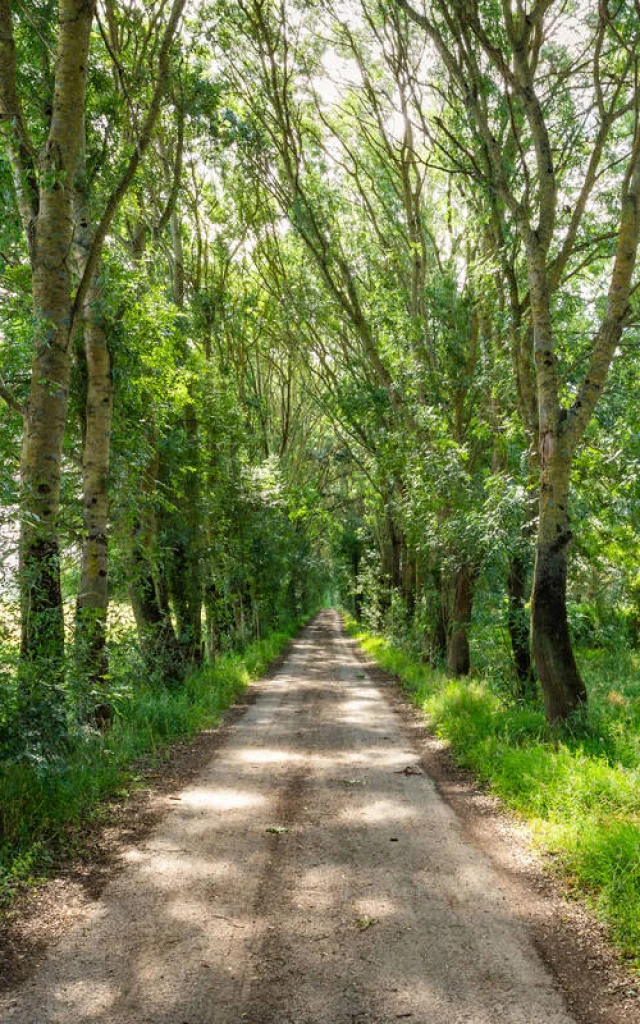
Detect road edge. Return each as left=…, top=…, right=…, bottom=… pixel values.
left=341, top=612, right=640, bottom=1024
left=0, top=622, right=308, bottom=994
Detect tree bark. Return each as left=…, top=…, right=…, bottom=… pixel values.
left=167, top=211, right=203, bottom=662
left=530, top=452, right=586, bottom=722
left=506, top=551, right=534, bottom=697
left=72, top=157, right=113, bottom=713
left=401, top=540, right=416, bottom=618
left=447, top=564, right=476, bottom=676
left=204, top=581, right=220, bottom=658
left=352, top=548, right=363, bottom=620
left=15, top=1, right=95, bottom=723
left=429, top=568, right=448, bottom=665
left=74, top=285, right=112, bottom=703
left=129, top=521, right=183, bottom=682
left=526, top=239, right=587, bottom=721
left=380, top=515, right=402, bottom=614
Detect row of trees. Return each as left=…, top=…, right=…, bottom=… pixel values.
left=1, top=0, right=640, bottom=751
left=0, top=0, right=332, bottom=749
left=217, top=0, right=640, bottom=721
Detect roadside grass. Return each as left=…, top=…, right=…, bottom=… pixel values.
left=344, top=615, right=640, bottom=966
left=0, top=619, right=303, bottom=906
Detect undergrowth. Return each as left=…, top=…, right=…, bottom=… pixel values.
left=344, top=614, right=640, bottom=967
left=0, top=620, right=302, bottom=906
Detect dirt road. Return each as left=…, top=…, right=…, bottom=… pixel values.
left=1, top=611, right=579, bottom=1024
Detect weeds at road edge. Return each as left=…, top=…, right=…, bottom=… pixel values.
left=343, top=614, right=640, bottom=968
left=0, top=619, right=305, bottom=906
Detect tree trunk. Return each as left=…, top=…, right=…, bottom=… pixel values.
left=380, top=515, right=402, bottom=614
left=390, top=522, right=403, bottom=592
left=430, top=568, right=448, bottom=665
left=506, top=551, right=534, bottom=698
left=74, top=296, right=112, bottom=704
left=401, top=541, right=416, bottom=618
left=16, top=2, right=95, bottom=722
left=167, top=528, right=202, bottom=662
left=168, top=211, right=203, bottom=662
left=19, top=290, right=72, bottom=672
left=524, top=233, right=586, bottom=722
left=72, top=160, right=113, bottom=714
left=447, top=564, right=476, bottom=676
left=531, top=455, right=586, bottom=722
left=128, top=437, right=182, bottom=682
left=352, top=549, right=363, bottom=620
left=177, top=403, right=203, bottom=661
left=129, top=523, right=182, bottom=682
left=204, top=581, right=220, bottom=658
left=17, top=242, right=75, bottom=727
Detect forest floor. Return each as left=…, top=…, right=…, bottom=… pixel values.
left=0, top=610, right=638, bottom=1023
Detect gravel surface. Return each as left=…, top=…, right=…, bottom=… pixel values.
left=0, top=611, right=628, bottom=1023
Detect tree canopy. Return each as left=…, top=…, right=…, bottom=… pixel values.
left=1, top=0, right=640, bottom=755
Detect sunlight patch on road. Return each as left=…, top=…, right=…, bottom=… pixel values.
left=340, top=693, right=379, bottom=710
left=122, top=847, right=143, bottom=863
left=352, top=896, right=395, bottom=921
left=330, top=748, right=405, bottom=767
left=54, top=980, right=117, bottom=1015
left=229, top=747, right=306, bottom=765
left=346, top=798, right=415, bottom=824
left=336, top=713, right=394, bottom=729
left=138, top=851, right=245, bottom=885
left=298, top=864, right=346, bottom=896
left=178, top=787, right=267, bottom=811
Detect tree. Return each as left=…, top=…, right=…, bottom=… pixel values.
left=1, top=0, right=97, bottom=728
left=0, top=0, right=186, bottom=729
left=398, top=0, right=640, bottom=720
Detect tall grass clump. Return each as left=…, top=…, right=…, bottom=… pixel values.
left=344, top=614, right=640, bottom=964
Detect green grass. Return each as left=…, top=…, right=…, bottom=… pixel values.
left=344, top=615, right=640, bottom=965
left=0, top=620, right=302, bottom=906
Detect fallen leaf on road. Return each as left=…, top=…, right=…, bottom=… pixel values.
left=265, top=826, right=289, bottom=834
left=354, top=916, right=379, bottom=931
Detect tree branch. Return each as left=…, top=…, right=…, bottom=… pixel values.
left=568, top=134, right=640, bottom=446
left=0, top=0, right=38, bottom=252
left=0, top=374, right=25, bottom=418
left=69, top=0, right=186, bottom=338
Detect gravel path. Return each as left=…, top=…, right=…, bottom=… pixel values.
left=0, top=610, right=577, bottom=1024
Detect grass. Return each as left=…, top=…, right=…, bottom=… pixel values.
left=344, top=614, right=640, bottom=966
left=0, top=619, right=303, bottom=906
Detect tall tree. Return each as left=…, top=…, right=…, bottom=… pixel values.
left=0, top=0, right=186, bottom=728
left=0, top=0, right=96, bottom=726
left=398, top=0, right=640, bottom=720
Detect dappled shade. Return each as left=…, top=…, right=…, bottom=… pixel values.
left=1, top=614, right=574, bottom=1024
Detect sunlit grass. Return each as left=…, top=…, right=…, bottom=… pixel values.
left=344, top=615, right=640, bottom=966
